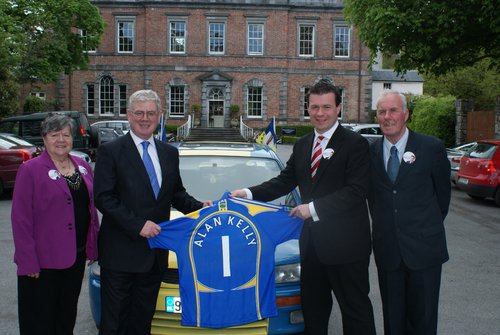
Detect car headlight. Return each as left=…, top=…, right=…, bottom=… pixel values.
left=275, top=263, right=300, bottom=283
left=89, top=261, right=101, bottom=277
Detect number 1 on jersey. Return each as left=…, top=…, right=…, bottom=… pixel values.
left=222, top=235, right=231, bottom=277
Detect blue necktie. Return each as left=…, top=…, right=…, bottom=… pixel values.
left=141, top=141, right=160, bottom=198
left=387, top=146, right=400, bottom=183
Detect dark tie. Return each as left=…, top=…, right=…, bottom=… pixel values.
left=311, top=135, right=324, bottom=181
left=141, top=141, right=160, bottom=198
left=387, top=145, right=400, bottom=183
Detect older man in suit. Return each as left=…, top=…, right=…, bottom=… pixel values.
left=94, top=90, right=210, bottom=335
left=231, top=79, right=375, bottom=335
left=369, top=90, right=451, bottom=335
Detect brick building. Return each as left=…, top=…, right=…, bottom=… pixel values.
left=23, top=0, right=374, bottom=129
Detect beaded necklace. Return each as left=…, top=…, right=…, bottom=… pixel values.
left=63, top=170, right=82, bottom=190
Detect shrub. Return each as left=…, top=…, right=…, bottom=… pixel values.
left=408, top=95, right=456, bottom=147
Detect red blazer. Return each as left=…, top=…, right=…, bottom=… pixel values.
left=11, top=150, right=99, bottom=275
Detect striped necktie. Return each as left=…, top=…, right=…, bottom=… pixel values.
left=311, top=135, right=324, bottom=181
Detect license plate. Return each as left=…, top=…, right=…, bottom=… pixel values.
left=458, top=177, right=469, bottom=185
left=165, top=296, right=182, bottom=313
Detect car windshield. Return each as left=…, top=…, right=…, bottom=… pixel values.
left=0, top=134, right=34, bottom=146
left=179, top=155, right=292, bottom=205
left=468, top=143, right=497, bottom=159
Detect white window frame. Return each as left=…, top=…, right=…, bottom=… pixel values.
left=247, top=22, right=264, bottom=55
left=116, top=18, right=135, bottom=53
left=208, top=21, right=226, bottom=55
left=99, top=76, right=115, bottom=116
left=29, top=92, right=46, bottom=100
left=247, top=86, right=263, bottom=118
left=298, top=23, right=316, bottom=57
left=334, top=24, right=351, bottom=58
left=86, top=84, right=95, bottom=115
left=169, top=85, right=186, bottom=117
left=79, top=29, right=97, bottom=53
left=169, top=19, right=187, bottom=54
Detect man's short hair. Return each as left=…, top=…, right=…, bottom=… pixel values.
left=308, top=79, right=342, bottom=106
left=127, top=90, right=161, bottom=113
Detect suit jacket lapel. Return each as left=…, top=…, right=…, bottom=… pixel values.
left=371, top=137, right=388, bottom=181
left=396, top=130, right=419, bottom=182
left=314, top=126, right=345, bottom=184
left=40, top=151, right=71, bottom=196
left=155, top=139, right=171, bottom=199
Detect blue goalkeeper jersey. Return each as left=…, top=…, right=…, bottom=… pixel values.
left=148, top=192, right=303, bottom=328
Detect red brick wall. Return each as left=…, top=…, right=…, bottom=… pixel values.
left=21, top=1, right=373, bottom=127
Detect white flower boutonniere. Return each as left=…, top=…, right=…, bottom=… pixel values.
left=323, top=148, right=334, bottom=160
left=78, top=165, right=88, bottom=175
left=403, top=151, right=416, bottom=164
left=48, top=169, right=61, bottom=180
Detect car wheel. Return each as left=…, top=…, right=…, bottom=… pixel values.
left=494, top=189, right=500, bottom=207
left=467, top=193, right=485, bottom=200
left=0, top=180, right=4, bottom=198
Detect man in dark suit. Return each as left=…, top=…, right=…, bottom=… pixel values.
left=231, top=79, right=376, bottom=335
left=369, top=90, right=451, bottom=335
left=94, top=90, right=210, bottom=335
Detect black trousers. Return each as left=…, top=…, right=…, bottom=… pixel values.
left=99, top=267, right=162, bottom=335
left=17, top=251, right=86, bottom=335
left=377, top=262, right=442, bottom=335
left=301, top=243, right=376, bottom=335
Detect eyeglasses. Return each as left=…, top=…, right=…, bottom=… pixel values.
left=130, top=110, right=158, bottom=119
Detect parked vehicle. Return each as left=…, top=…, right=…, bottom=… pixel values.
left=88, top=142, right=304, bottom=334
left=456, top=140, right=500, bottom=206
left=446, top=142, right=477, bottom=184
left=91, top=120, right=130, bottom=134
left=0, top=133, right=42, bottom=196
left=342, top=123, right=383, bottom=144
left=70, top=150, right=92, bottom=164
left=0, top=111, right=96, bottom=159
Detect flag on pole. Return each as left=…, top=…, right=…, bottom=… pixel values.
left=256, top=117, right=277, bottom=151
left=158, top=114, right=167, bottom=142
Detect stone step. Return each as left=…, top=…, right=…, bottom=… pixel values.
left=186, top=127, right=246, bottom=142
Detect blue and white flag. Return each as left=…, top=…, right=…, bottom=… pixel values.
left=158, top=114, right=167, bottom=142
left=256, top=117, right=277, bottom=151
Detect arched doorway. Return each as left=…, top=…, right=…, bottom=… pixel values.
left=208, top=88, right=225, bottom=128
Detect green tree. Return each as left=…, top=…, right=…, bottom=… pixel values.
left=343, top=0, right=499, bottom=75
left=424, top=60, right=500, bottom=110
left=0, top=68, right=20, bottom=117
left=23, top=95, right=47, bottom=113
left=408, top=95, right=456, bottom=147
left=0, top=0, right=104, bottom=83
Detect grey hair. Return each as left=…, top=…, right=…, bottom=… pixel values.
left=376, top=90, right=408, bottom=112
left=127, top=90, right=161, bottom=113
left=41, top=113, right=76, bottom=137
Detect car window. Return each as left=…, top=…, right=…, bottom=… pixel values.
left=0, top=134, right=34, bottom=146
left=468, top=143, right=497, bottom=159
left=0, top=138, right=17, bottom=149
left=21, top=120, right=42, bottom=137
left=179, top=156, right=294, bottom=206
left=0, top=121, right=20, bottom=136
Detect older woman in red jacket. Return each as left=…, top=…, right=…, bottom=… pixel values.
left=11, top=114, right=99, bottom=335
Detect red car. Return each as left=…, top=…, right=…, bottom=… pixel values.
left=0, top=133, right=42, bottom=197
left=456, top=140, right=500, bottom=206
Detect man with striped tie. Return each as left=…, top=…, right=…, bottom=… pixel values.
left=231, top=79, right=375, bottom=335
